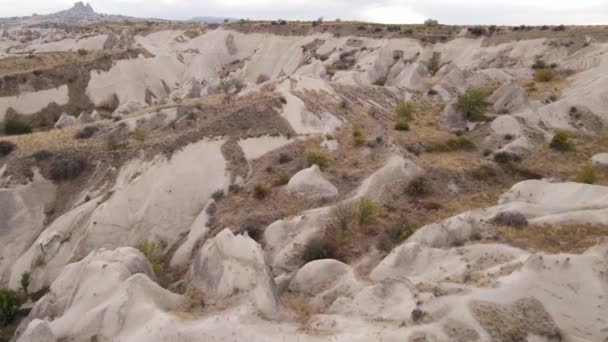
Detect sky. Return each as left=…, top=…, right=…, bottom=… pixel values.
left=0, top=0, right=607, bottom=25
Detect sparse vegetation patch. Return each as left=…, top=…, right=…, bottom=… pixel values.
left=4, top=119, right=32, bottom=136
left=455, top=88, right=491, bottom=121
left=137, top=241, right=162, bottom=276
left=307, top=151, right=329, bottom=171
left=549, top=130, right=574, bottom=151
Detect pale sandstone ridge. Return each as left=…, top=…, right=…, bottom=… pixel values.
left=1, top=16, right=608, bottom=342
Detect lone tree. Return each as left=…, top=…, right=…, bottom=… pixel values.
left=424, top=18, right=439, bottom=26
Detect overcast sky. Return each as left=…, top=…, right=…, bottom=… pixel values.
left=1, top=0, right=607, bottom=25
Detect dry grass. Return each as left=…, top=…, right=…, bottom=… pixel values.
left=281, top=293, right=321, bottom=323
left=521, top=76, right=572, bottom=100
left=1, top=125, right=97, bottom=155
left=521, top=129, right=608, bottom=185
left=391, top=99, right=451, bottom=145
left=0, top=50, right=113, bottom=76
left=495, top=223, right=608, bottom=253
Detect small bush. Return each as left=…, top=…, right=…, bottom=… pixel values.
left=105, top=134, right=125, bottom=151
left=242, top=223, right=262, bottom=242
left=302, top=239, right=334, bottom=262
left=74, top=126, right=98, bottom=140
left=468, top=26, right=486, bottom=36
left=576, top=165, right=597, bottom=184
left=455, top=88, right=490, bottom=121
left=534, top=68, right=556, bottom=82
left=34, top=255, right=45, bottom=268
left=394, top=122, right=410, bottom=131
left=256, top=74, right=270, bottom=84
left=411, top=308, right=425, bottom=322
left=137, top=241, right=162, bottom=276
left=532, top=59, right=546, bottom=70
left=307, top=151, right=329, bottom=171
left=274, top=173, right=290, bottom=186
left=395, top=101, right=416, bottom=120
left=0, top=141, right=16, bottom=156
left=49, top=157, right=88, bottom=181
left=353, top=197, right=379, bottom=225
left=552, top=25, right=566, bottom=31
left=77, top=48, right=88, bottom=56
left=252, top=183, right=271, bottom=199
left=278, top=152, right=293, bottom=164
left=353, top=126, right=365, bottom=146
left=407, top=176, right=431, bottom=196
left=373, top=76, right=386, bottom=86
left=4, top=119, right=32, bottom=135
left=325, top=133, right=334, bottom=140
left=493, top=211, right=528, bottom=228
left=31, top=149, right=52, bottom=161
left=132, top=128, right=146, bottom=142
left=385, top=222, right=419, bottom=244
left=20, top=272, right=30, bottom=298
left=549, top=130, right=574, bottom=151
left=211, top=189, right=224, bottom=201
left=312, top=17, right=323, bottom=27
left=493, top=151, right=521, bottom=164
left=427, top=137, right=475, bottom=153
left=0, top=289, right=23, bottom=326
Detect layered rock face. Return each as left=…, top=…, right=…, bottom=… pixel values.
left=0, top=18, right=608, bottom=342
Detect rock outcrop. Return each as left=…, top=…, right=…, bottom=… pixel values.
left=286, top=165, right=338, bottom=200
left=184, top=229, right=279, bottom=317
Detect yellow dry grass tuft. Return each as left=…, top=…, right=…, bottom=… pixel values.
left=1, top=125, right=98, bottom=156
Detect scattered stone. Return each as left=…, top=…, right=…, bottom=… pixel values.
left=54, top=113, right=77, bottom=129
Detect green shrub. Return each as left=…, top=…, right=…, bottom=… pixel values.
left=325, top=133, right=334, bottom=140
left=0, top=289, right=23, bottom=326
left=549, top=130, right=574, bottom=151
left=395, top=101, right=416, bottom=120
left=576, top=166, right=597, bottom=184
left=394, top=122, right=410, bottom=131
left=302, top=239, right=334, bottom=262
left=137, top=241, right=162, bottom=276
left=353, top=126, right=365, bottom=146
left=77, top=48, right=88, bottom=56
left=427, top=137, right=475, bottom=152
left=307, top=151, right=329, bottom=171
left=4, top=119, right=32, bottom=135
left=132, top=128, right=146, bottom=142
left=253, top=183, right=271, bottom=199
left=456, top=88, right=490, bottom=121
left=534, top=68, right=555, bottom=82
left=353, top=197, right=379, bottom=225
left=274, top=173, right=290, bottom=186
left=34, top=255, right=45, bottom=268
left=20, top=273, right=30, bottom=298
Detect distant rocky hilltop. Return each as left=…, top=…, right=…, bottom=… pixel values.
left=0, top=2, right=163, bottom=27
